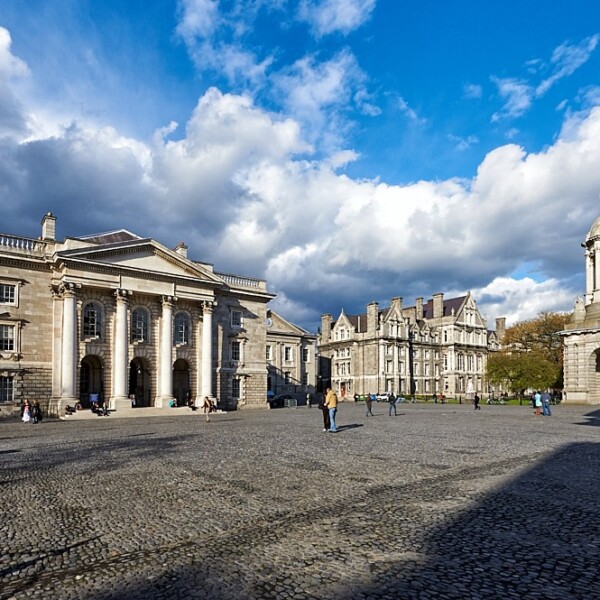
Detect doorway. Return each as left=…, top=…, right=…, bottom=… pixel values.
left=173, top=359, right=190, bottom=406
left=80, top=355, right=104, bottom=407
left=129, top=358, right=151, bottom=407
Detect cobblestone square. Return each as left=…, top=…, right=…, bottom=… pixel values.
left=1, top=403, right=599, bottom=599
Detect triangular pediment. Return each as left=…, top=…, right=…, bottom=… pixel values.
left=57, top=239, right=222, bottom=283
left=267, top=310, right=313, bottom=337
left=333, top=311, right=354, bottom=332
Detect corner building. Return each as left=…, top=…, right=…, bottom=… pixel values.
left=562, top=215, right=600, bottom=404
left=319, top=293, right=499, bottom=399
left=0, top=213, right=274, bottom=416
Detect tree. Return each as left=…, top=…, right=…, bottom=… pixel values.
left=488, top=311, right=570, bottom=394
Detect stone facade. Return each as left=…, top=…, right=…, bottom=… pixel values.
left=318, top=293, right=499, bottom=399
left=562, top=215, right=600, bottom=404
left=265, top=310, right=317, bottom=401
left=0, top=213, right=276, bottom=416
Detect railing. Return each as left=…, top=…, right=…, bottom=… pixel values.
left=217, top=272, right=264, bottom=289
left=0, top=234, right=47, bottom=255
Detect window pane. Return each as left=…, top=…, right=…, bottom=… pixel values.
left=232, top=378, right=240, bottom=397
left=174, top=313, right=189, bottom=345
left=0, top=325, right=15, bottom=351
left=83, top=303, right=101, bottom=338
left=0, top=284, right=16, bottom=304
left=231, top=341, right=240, bottom=361
left=0, top=376, right=14, bottom=402
left=231, top=311, right=242, bottom=327
left=132, top=309, right=149, bottom=342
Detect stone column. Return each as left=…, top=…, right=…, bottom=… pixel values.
left=111, top=289, right=131, bottom=411
left=157, top=295, right=176, bottom=408
left=594, top=246, right=600, bottom=302
left=60, top=283, right=78, bottom=407
left=201, top=301, right=214, bottom=399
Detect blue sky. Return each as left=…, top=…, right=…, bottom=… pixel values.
left=1, top=0, right=599, bottom=330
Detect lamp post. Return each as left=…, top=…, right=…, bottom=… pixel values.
left=408, top=330, right=416, bottom=401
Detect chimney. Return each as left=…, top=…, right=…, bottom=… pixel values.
left=495, top=317, right=506, bottom=341
left=321, top=314, right=333, bottom=342
left=367, top=301, right=379, bottom=333
left=390, top=297, right=403, bottom=312
left=174, top=242, right=188, bottom=258
left=41, top=212, right=56, bottom=241
left=415, top=297, right=424, bottom=320
left=433, top=293, right=444, bottom=319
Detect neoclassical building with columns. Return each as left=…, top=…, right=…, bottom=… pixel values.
left=562, top=215, right=600, bottom=404
left=0, top=213, right=275, bottom=416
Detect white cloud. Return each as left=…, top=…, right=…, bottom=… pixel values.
left=448, top=133, right=479, bottom=151
left=0, top=27, right=29, bottom=79
left=463, top=83, right=482, bottom=99
left=176, top=0, right=220, bottom=42
left=491, top=77, right=533, bottom=121
left=536, top=34, right=600, bottom=97
left=299, top=0, right=377, bottom=37
left=473, top=277, right=575, bottom=326
left=4, top=25, right=600, bottom=330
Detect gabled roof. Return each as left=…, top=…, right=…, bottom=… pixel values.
left=267, top=310, right=315, bottom=338
left=422, top=295, right=467, bottom=319
left=77, top=229, right=142, bottom=245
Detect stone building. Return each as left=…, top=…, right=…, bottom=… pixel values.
left=0, top=213, right=276, bottom=416
left=318, top=293, right=499, bottom=399
left=265, top=310, right=317, bottom=400
left=562, top=215, right=600, bottom=404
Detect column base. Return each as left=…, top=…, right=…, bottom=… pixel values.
left=110, top=396, right=133, bottom=412
left=155, top=395, right=176, bottom=408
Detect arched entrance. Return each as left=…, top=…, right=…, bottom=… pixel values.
left=129, top=357, right=151, bottom=407
left=80, top=355, right=104, bottom=407
left=173, top=359, right=190, bottom=406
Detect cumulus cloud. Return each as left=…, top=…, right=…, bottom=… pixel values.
left=4, top=25, right=600, bottom=330
left=298, top=0, right=377, bottom=37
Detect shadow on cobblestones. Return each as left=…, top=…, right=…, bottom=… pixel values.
left=2, top=408, right=599, bottom=599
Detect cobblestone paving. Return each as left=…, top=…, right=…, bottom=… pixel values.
left=1, top=403, right=600, bottom=599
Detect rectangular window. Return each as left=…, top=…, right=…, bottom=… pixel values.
left=302, top=347, right=310, bottom=362
left=284, top=346, right=292, bottom=362
left=231, top=310, right=242, bottom=327
left=0, top=324, right=15, bottom=351
left=0, top=284, right=16, bottom=304
left=232, top=378, right=240, bottom=398
left=231, top=341, right=240, bottom=361
left=302, top=372, right=308, bottom=386
left=0, top=376, right=14, bottom=403
left=266, top=345, right=272, bottom=360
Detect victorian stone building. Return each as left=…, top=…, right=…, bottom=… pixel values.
left=319, top=293, right=499, bottom=399
left=562, top=215, right=600, bottom=404
left=0, top=213, right=278, bottom=416
left=265, top=310, right=317, bottom=398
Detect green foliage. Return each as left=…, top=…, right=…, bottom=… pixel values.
left=487, top=311, right=568, bottom=394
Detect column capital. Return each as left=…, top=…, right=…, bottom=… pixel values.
left=58, top=282, right=80, bottom=298
left=115, top=288, right=132, bottom=302
left=161, top=295, right=178, bottom=307
left=203, top=300, right=216, bottom=315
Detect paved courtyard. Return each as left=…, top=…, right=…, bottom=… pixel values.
left=1, top=402, right=600, bottom=600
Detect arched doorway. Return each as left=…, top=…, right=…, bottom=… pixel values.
left=80, top=355, right=104, bottom=407
left=129, top=357, right=151, bottom=407
left=173, top=359, right=190, bottom=406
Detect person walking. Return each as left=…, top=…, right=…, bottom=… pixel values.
left=541, top=391, right=552, bottom=416
left=202, top=396, right=213, bottom=422
left=365, top=393, right=374, bottom=417
left=534, top=391, right=542, bottom=416
left=324, top=387, right=338, bottom=432
left=317, top=391, right=330, bottom=432
left=388, top=393, right=397, bottom=416
left=473, top=393, right=481, bottom=410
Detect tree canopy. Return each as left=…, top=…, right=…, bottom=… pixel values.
left=487, top=311, right=569, bottom=394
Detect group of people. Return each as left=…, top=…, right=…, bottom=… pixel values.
left=532, top=391, right=552, bottom=416
left=21, top=400, right=42, bottom=424
left=318, top=388, right=338, bottom=432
